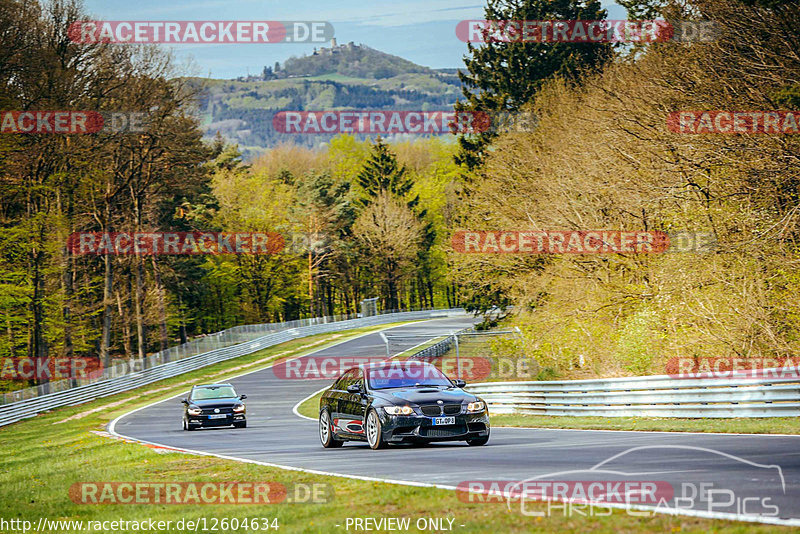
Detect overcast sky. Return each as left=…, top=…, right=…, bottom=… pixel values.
left=82, top=0, right=627, bottom=78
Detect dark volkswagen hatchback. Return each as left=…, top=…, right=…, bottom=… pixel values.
left=318, top=360, right=490, bottom=449
left=182, top=384, right=247, bottom=430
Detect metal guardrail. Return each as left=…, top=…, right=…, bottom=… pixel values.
left=0, top=307, right=446, bottom=405
left=466, top=373, right=800, bottom=418
left=0, top=308, right=466, bottom=427
left=407, top=328, right=473, bottom=362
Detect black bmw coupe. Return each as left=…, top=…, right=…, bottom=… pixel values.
left=182, top=383, right=247, bottom=430
left=318, top=360, right=490, bottom=449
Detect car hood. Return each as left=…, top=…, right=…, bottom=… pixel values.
left=189, top=398, right=242, bottom=407
left=372, top=387, right=477, bottom=405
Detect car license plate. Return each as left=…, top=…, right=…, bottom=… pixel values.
left=208, top=414, right=227, bottom=419
left=433, top=416, right=455, bottom=426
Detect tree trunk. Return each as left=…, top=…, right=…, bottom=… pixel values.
left=116, top=288, right=133, bottom=358
left=151, top=255, right=169, bottom=355
left=134, top=257, right=147, bottom=365
left=178, top=294, right=188, bottom=345
left=6, top=315, right=14, bottom=358
left=99, top=197, right=114, bottom=370
left=31, top=245, right=48, bottom=389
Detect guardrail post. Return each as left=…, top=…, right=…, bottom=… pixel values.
left=452, top=331, right=460, bottom=379
left=0, top=308, right=470, bottom=426
left=379, top=332, right=390, bottom=360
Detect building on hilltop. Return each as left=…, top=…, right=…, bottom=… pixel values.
left=313, top=40, right=360, bottom=56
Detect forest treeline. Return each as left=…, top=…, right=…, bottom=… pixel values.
left=3, top=0, right=799, bottom=389
left=453, top=0, right=800, bottom=377
left=199, top=78, right=460, bottom=151
left=0, top=0, right=461, bottom=390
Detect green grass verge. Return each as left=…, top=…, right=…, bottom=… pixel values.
left=296, top=391, right=325, bottom=419
left=490, top=414, right=800, bottom=434
left=301, top=394, right=800, bottom=435
left=0, top=324, right=791, bottom=533
left=300, top=390, right=800, bottom=435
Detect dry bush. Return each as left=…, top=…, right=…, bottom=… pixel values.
left=453, top=0, right=800, bottom=377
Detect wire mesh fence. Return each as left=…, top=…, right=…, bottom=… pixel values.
left=0, top=306, right=448, bottom=405
left=385, top=327, right=538, bottom=382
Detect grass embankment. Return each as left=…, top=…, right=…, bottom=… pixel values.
left=490, top=414, right=800, bottom=435
left=298, top=393, right=800, bottom=435
left=0, top=323, right=790, bottom=533
left=296, top=391, right=325, bottom=419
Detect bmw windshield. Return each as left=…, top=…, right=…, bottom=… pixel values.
left=366, top=362, right=454, bottom=390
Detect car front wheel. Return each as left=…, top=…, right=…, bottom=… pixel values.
left=365, top=410, right=386, bottom=450
left=466, top=431, right=489, bottom=446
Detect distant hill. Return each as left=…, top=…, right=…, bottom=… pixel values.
left=282, top=41, right=434, bottom=79
left=187, top=43, right=464, bottom=157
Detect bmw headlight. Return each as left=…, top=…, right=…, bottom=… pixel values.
left=187, top=406, right=202, bottom=416
left=233, top=404, right=246, bottom=413
left=383, top=405, right=414, bottom=416
left=467, top=401, right=485, bottom=413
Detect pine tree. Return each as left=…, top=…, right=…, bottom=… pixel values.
left=356, top=137, right=418, bottom=209
left=616, top=0, right=665, bottom=19
left=354, top=138, right=435, bottom=311
left=455, top=0, right=613, bottom=170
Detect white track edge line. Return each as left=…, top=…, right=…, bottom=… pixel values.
left=104, top=318, right=800, bottom=526
left=292, top=387, right=329, bottom=422
left=492, top=425, right=800, bottom=438
left=107, top=417, right=800, bottom=527
left=107, top=317, right=448, bottom=429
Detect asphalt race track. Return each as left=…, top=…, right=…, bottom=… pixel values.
left=111, top=317, right=800, bottom=526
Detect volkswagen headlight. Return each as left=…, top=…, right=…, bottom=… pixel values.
left=233, top=404, right=246, bottom=413
left=187, top=406, right=202, bottom=416
left=467, top=401, right=485, bottom=413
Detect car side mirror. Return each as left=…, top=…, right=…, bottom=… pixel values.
left=346, top=384, right=362, bottom=394
left=239, top=394, right=247, bottom=400
left=454, top=379, right=466, bottom=388
left=181, top=398, right=189, bottom=404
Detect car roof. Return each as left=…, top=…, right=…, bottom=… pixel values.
left=357, top=360, right=436, bottom=371
left=330, top=361, right=438, bottom=380
left=193, top=383, right=234, bottom=388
